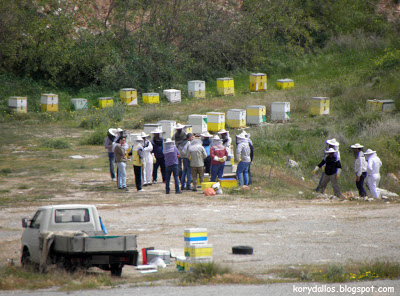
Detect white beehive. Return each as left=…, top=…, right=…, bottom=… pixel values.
left=41, top=93, right=59, bottom=112
left=226, top=109, right=246, bottom=128
left=271, top=102, right=290, bottom=121
left=144, top=124, right=163, bottom=136
left=163, top=89, right=181, bottom=103
left=70, top=98, right=88, bottom=111
left=246, top=105, right=267, bottom=125
left=157, top=120, right=177, bottom=139
left=188, top=114, right=208, bottom=134
left=8, top=97, right=27, bottom=113
left=188, top=80, right=206, bottom=99
left=206, top=112, right=225, bottom=132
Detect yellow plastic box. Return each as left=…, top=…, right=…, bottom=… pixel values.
left=143, top=93, right=160, bottom=104
left=310, top=97, right=330, bottom=115
left=98, top=97, right=113, bottom=108
left=217, top=78, right=235, bottom=95
left=206, top=112, right=225, bottom=132
left=201, top=182, right=216, bottom=191
left=276, top=79, right=294, bottom=89
left=249, top=73, right=267, bottom=92
left=219, top=178, right=237, bottom=188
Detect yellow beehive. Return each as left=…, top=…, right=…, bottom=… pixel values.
left=97, top=97, right=113, bottom=109
left=120, top=88, right=138, bottom=106
left=184, top=257, right=213, bottom=272
left=188, top=80, right=206, bottom=98
left=217, top=78, right=234, bottom=95
left=367, top=100, right=395, bottom=112
left=249, top=73, right=267, bottom=92
left=219, top=177, right=237, bottom=188
left=41, top=94, right=59, bottom=112
left=206, top=112, right=225, bottom=132
left=184, top=125, right=193, bottom=134
left=8, top=97, right=27, bottom=113
left=201, top=182, right=216, bottom=191
left=276, top=79, right=294, bottom=89
left=176, top=256, right=186, bottom=271
left=226, top=109, right=246, bottom=128
left=184, top=228, right=207, bottom=244
left=310, top=97, right=330, bottom=115
left=142, top=93, right=159, bottom=104
left=184, top=243, right=213, bottom=258
left=246, top=105, right=267, bottom=125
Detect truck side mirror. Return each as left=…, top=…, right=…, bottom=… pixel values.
left=22, top=218, right=28, bottom=228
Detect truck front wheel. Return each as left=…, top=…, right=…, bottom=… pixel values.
left=110, top=264, right=122, bottom=277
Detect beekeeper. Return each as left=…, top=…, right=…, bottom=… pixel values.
left=210, top=135, right=228, bottom=182
left=130, top=136, right=145, bottom=192
left=104, top=128, right=117, bottom=181
left=163, top=138, right=181, bottom=194
left=313, top=147, right=342, bottom=198
left=140, top=132, right=153, bottom=186
left=235, top=133, right=251, bottom=187
left=201, top=131, right=213, bottom=175
left=350, top=143, right=367, bottom=198
left=188, top=137, right=207, bottom=191
left=218, top=129, right=233, bottom=162
left=239, top=131, right=254, bottom=184
left=364, top=149, right=382, bottom=199
left=151, top=127, right=165, bottom=183
left=172, top=123, right=187, bottom=182
left=178, top=133, right=193, bottom=191
left=316, top=138, right=340, bottom=192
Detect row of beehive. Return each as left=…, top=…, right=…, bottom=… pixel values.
left=176, top=228, right=213, bottom=272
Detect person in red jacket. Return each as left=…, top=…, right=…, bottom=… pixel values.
left=210, top=135, right=228, bottom=182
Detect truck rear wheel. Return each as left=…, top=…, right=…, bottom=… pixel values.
left=21, top=248, right=31, bottom=267
left=110, top=264, right=122, bottom=277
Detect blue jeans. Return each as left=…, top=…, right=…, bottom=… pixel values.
left=117, top=162, right=127, bottom=188
left=211, top=163, right=225, bottom=182
left=108, top=152, right=115, bottom=179
left=181, top=158, right=192, bottom=189
left=166, top=164, right=180, bottom=194
left=236, top=162, right=250, bottom=186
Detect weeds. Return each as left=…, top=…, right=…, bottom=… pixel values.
left=42, top=138, right=71, bottom=149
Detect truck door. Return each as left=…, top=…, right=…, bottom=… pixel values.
left=21, top=210, right=44, bottom=263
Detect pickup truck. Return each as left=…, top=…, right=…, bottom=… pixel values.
left=21, top=204, right=138, bottom=276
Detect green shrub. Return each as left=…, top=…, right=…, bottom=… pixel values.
left=79, top=127, right=108, bottom=146
left=182, top=263, right=231, bottom=284
left=42, top=138, right=71, bottom=149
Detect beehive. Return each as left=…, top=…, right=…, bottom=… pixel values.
left=184, top=243, right=213, bottom=258
left=120, top=88, right=138, bottom=106
left=184, top=125, right=192, bottom=134
left=246, top=105, right=267, bottom=125
left=176, top=256, right=186, bottom=271
left=97, top=97, right=113, bottom=109
left=142, top=93, right=159, bottom=104
left=219, top=177, right=237, bottom=188
left=41, top=94, right=59, bottom=112
left=223, top=164, right=235, bottom=175
left=157, top=120, right=176, bottom=139
left=226, top=109, right=246, bottom=128
left=206, top=112, right=225, bottom=132
left=201, top=182, right=216, bottom=191
left=8, top=97, right=27, bottom=113
left=217, top=78, right=235, bottom=95
left=143, top=124, right=162, bottom=136
left=188, top=114, right=207, bottom=134
left=310, top=97, right=330, bottom=115
left=70, top=98, right=88, bottom=111
left=276, top=79, right=294, bottom=89
left=163, top=89, right=181, bottom=103
left=249, top=73, right=267, bottom=92
left=271, top=102, right=290, bottom=121
left=184, top=228, right=207, bottom=244
left=367, top=100, right=395, bottom=112
left=188, top=80, right=206, bottom=99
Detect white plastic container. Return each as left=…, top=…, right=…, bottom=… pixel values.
left=188, top=80, right=206, bottom=98
left=188, top=114, right=208, bottom=134
left=144, top=124, right=162, bottom=136
left=163, top=89, right=181, bottom=103
left=70, top=98, right=88, bottom=111
left=157, top=120, right=177, bottom=139
left=271, top=102, right=290, bottom=121
left=8, top=97, right=27, bottom=113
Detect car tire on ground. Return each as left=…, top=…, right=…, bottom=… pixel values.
left=232, top=246, right=253, bottom=255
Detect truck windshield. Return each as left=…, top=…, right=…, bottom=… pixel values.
left=55, top=209, right=90, bottom=223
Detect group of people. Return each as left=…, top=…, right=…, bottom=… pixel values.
left=313, top=138, right=383, bottom=199
left=104, top=124, right=254, bottom=194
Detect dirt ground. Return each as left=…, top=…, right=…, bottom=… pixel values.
left=1, top=175, right=400, bottom=277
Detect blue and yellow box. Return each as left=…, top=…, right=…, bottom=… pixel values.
left=250, top=73, right=267, bottom=92
left=184, top=243, right=213, bottom=258
left=184, top=228, right=207, bottom=244
left=276, top=79, right=294, bottom=89
left=143, top=93, right=160, bottom=104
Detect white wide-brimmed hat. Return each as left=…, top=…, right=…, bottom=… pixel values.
left=165, top=138, right=174, bottom=144
left=236, top=134, right=247, bottom=140
left=325, top=148, right=336, bottom=153
left=108, top=128, right=118, bottom=136
left=151, top=127, right=163, bottom=134
left=140, top=131, right=150, bottom=138
left=350, top=143, right=364, bottom=149
left=217, top=129, right=228, bottom=134
left=117, top=128, right=123, bottom=133
left=201, top=131, right=212, bottom=137
left=364, top=149, right=376, bottom=155
left=174, top=123, right=185, bottom=129
left=213, top=135, right=220, bottom=140
left=240, top=131, right=250, bottom=138
left=326, top=138, right=340, bottom=146
left=135, top=136, right=144, bottom=142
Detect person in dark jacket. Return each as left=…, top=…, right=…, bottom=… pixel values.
left=151, top=128, right=165, bottom=183
left=201, top=132, right=212, bottom=175
left=312, top=148, right=342, bottom=197
left=172, top=123, right=187, bottom=182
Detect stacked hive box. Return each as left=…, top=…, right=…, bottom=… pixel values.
left=223, top=146, right=235, bottom=175
left=226, top=109, right=246, bottom=128
left=217, top=78, right=234, bottom=96
left=184, top=125, right=193, bottom=134
left=188, top=114, right=208, bottom=134
left=70, top=98, right=88, bottom=111
left=97, top=97, right=113, bottom=109
left=120, top=88, right=138, bottom=106
left=41, top=94, right=58, bottom=112
left=143, top=124, right=162, bottom=135
left=179, top=228, right=212, bottom=272
left=163, top=89, right=181, bottom=103
left=246, top=105, right=267, bottom=125
left=367, top=99, right=395, bottom=112
left=206, top=112, right=225, bottom=132
left=8, top=97, right=27, bottom=113
left=276, top=79, right=294, bottom=89
left=310, top=97, right=330, bottom=115
left=271, top=102, right=290, bottom=121
left=157, top=120, right=176, bottom=139
left=249, top=73, right=267, bottom=92
left=188, top=80, right=206, bottom=99
left=219, top=177, right=237, bottom=188
left=143, top=93, right=159, bottom=104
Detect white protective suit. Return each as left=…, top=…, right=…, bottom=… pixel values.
left=365, top=151, right=382, bottom=198
left=142, top=138, right=154, bottom=185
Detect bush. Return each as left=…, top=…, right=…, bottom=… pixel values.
left=42, top=138, right=71, bottom=149
left=79, top=127, right=108, bottom=146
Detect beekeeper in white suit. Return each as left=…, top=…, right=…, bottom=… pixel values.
left=364, top=149, right=382, bottom=199
left=140, top=132, right=154, bottom=186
